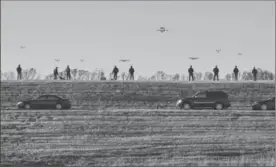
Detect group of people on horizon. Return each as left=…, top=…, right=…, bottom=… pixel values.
left=53, top=66, right=71, bottom=80
left=187, top=65, right=258, bottom=81
left=51, top=65, right=135, bottom=81
left=112, top=65, right=135, bottom=80
left=16, top=64, right=259, bottom=81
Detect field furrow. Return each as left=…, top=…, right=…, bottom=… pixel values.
left=1, top=109, right=275, bottom=167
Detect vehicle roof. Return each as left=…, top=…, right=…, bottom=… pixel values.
left=196, top=91, right=228, bottom=98
left=206, top=90, right=226, bottom=93
left=39, top=95, right=61, bottom=97
left=39, top=94, right=59, bottom=96
left=198, top=90, right=227, bottom=94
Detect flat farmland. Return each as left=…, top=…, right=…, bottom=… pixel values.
left=1, top=80, right=275, bottom=110
left=1, top=109, right=275, bottom=167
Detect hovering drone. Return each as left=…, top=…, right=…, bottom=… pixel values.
left=119, top=59, right=130, bottom=62
left=237, top=53, right=243, bottom=56
left=80, top=59, right=84, bottom=62
left=189, top=57, right=199, bottom=60
left=157, top=26, right=168, bottom=33
left=54, top=59, right=60, bottom=62
left=216, top=49, right=221, bottom=53
left=20, top=45, right=26, bottom=49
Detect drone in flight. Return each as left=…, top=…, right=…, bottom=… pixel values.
left=237, top=53, right=243, bottom=56
left=20, top=45, right=26, bottom=49
left=216, top=49, right=221, bottom=53
left=54, top=59, right=60, bottom=62
left=157, top=26, right=168, bottom=33
left=80, top=59, right=84, bottom=62
left=119, top=59, right=130, bottom=62
left=189, top=57, right=199, bottom=60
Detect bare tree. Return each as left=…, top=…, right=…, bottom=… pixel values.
left=100, top=71, right=106, bottom=80
left=240, top=69, right=275, bottom=80
left=137, top=76, right=147, bottom=80
left=225, top=73, right=232, bottom=81
left=172, top=73, right=180, bottom=81
left=241, top=71, right=253, bottom=80
left=180, top=74, right=186, bottom=81
left=1, top=71, right=16, bottom=80
left=149, top=75, right=157, bottom=81
left=194, top=72, right=203, bottom=81
left=121, top=72, right=126, bottom=81
left=22, top=68, right=38, bottom=80
left=71, top=69, right=78, bottom=80
left=155, top=71, right=166, bottom=80
left=203, top=72, right=213, bottom=80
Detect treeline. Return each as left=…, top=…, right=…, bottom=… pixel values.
left=1, top=68, right=275, bottom=81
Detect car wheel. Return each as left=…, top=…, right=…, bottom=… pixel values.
left=24, top=104, right=31, bottom=109
left=261, top=104, right=267, bottom=110
left=56, top=104, right=62, bottom=110
left=182, top=103, right=191, bottom=110
left=215, top=103, right=223, bottom=110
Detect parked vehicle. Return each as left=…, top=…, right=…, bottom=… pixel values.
left=176, top=90, right=231, bottom=110
left=16, top=95, right=71, bottom=110
left=252, top=97, right=275, bottom=110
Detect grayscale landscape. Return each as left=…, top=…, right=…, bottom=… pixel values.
left=1, top=1, right=275, bottom=167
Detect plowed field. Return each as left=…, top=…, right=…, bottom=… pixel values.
left=1, top=109, right=275, bottom=167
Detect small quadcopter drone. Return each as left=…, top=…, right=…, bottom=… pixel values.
left=119, top=59, right=130, bottom=62
left=80, top=59, right=84, bottom=62
left=20, top=45, right=26, bottom=49
left=237, top=53, right=243, bottom=56
left=157, top=26, right=168, bottom=33
left=216, top=49, right=221, bottom=53
left=189, top=57, right=199, bottom=60
left=54, top=59, right=60, bottom=62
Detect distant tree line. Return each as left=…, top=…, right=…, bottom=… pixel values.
left=1, top=68, right=275, bottom=81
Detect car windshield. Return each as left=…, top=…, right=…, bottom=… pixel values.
left=36, top=96, right=47, bottom=100
left=193, top=92, right=205, bottom=98
left=193, top=92, right=200, bottom=98
left=269, top=97, right=275, bottom=100
left=48, top=96, right=59, bottom=100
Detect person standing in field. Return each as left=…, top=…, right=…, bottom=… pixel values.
left=16, top=64, right=22, bottom=80
left=252, top=67, right=258, bottom=81
left=213, top=65, right=219, bottom=81
left=112, top=66, right=119, bottom=80
left=66, top=65, right=71, bottom=80
left=53, top=67, right=59, bottom=80
left=233, top=65, right=239, bottom=81
left=129, top=66, right=135, bottom=80
left=188, top=65, right=194, bottom=81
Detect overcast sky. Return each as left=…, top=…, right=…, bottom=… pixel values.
left=1, top=1, right=275, bottom=78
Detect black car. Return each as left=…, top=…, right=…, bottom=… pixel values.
left=252, top=97, right=275, bottom=110
left=16, top=95, right=71, bottom=110
left=176, top=90, right=231, bottom=110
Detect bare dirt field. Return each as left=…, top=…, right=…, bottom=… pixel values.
left=1, top=109, right=275, bottom=167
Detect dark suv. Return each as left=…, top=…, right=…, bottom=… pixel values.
left=176, top=90, right=231, bottom=110
left=252, top=97, right=275, bottom=110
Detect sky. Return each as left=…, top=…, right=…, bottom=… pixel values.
left=1, top=1, right=275, bottom=78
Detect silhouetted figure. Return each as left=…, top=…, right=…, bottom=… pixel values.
left=213, top=65, right=219, bottom=81
left=53, top=67, right=59, bottom=80
left=16, top=64, right=22, bottom=80
left=233, top=65, right=239, bottom=81
left=129, top=66, right=135, bottom=80
left=112, top=66, right=119, bottom=80
left=188, top=65, right=194, bottom=81
left=66, top=65, right=71, bottom=80
left=252, top=67, right=258, bottom=81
